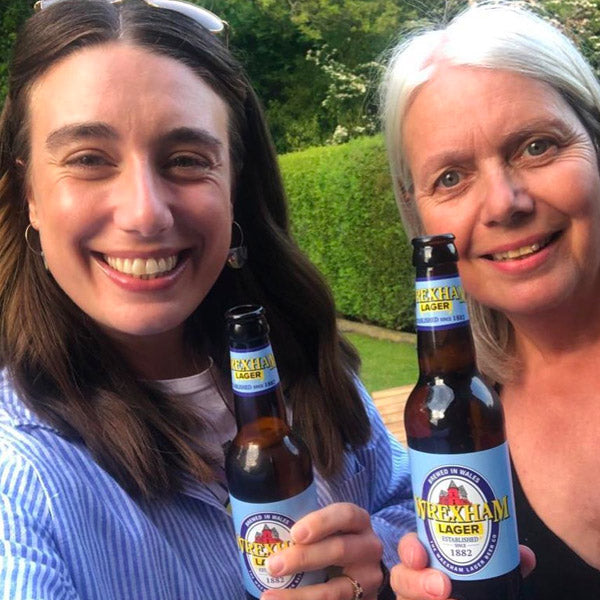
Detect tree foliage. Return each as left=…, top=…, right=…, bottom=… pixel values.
left=2, top=0, right=600, bottom=152
left=207, top=0, right=418, bottom=151
left=533, top=0, right=600, bottom=74
left=0, top=0, right=32, bottom=102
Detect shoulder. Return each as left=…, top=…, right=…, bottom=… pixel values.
left=0, top=369, right=103, bottom=501
left=315, top=376, right=410, bottom=496
left=0, top=368, right=58, bottom=432
left=352, top=375, right=400, bottom=445
left=353, top=377, right=381, bottom=418
left=0, top=369, right=66, bottom=467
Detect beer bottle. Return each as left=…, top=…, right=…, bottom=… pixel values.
left=405, top=234, right=521, bottom=600
left=224, top=304, right=325, bottom=599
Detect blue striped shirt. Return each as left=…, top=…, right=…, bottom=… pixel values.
left=0, top=370, right=415, bottom=598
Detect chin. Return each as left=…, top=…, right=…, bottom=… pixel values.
left=485, top=286, right=575, bottom=318
left=99, top=313, right=191, bottom=340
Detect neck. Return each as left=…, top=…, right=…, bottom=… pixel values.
left=105, top=326, right=208, bottom=380
left=508, top=295, right=600, bottom=371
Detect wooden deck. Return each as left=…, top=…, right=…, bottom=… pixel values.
left=371, top=385, right=412, bottom=446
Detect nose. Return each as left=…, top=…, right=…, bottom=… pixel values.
left=113, top=160, right=174, bottom=237
left=480, top=166, right=534, bottom=227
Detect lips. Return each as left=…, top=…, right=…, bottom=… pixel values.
left=482, top=231, right=561, bottom=262
left=103, top=254, right=178, bottom=279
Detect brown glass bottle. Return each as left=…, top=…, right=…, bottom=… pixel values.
left=405, top=235, right=521, bottom=600
left=224, top=305, right=325, bottom=600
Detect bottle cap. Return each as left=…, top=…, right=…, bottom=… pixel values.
left=411, top=234, right=458, bottom=266
left=225, top=304, right=269, bottom=342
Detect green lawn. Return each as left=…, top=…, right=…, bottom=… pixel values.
left=346, top=332, right=418, bottom=394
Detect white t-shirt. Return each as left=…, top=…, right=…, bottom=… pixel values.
left=153, top=359, right=236, bottom=505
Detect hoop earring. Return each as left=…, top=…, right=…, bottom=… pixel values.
left=227, top=221, right=247, bottom=269
left=25, top=223, right=48, bottom=269
left=25, top=224, right=43, bottom=256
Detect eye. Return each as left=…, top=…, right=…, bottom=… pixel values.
left=65, top=152, right=111, bottom=168
left=168, top=155, right=208, bottom=168
left=163, top=153, right=216, bottom=179
left=436, top=170, right=461, bottom=188
left=62, top=151, right=116, bottom=180
left=524, top=138, right=552, bottom=157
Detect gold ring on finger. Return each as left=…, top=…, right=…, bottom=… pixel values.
left=339, top=574, right=364, bottom=600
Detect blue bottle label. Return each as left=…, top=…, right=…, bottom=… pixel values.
left=415, top=275, right=469, bottom=331
left=230, top=343, right=280, bottom=396
left=408, top=443, right=519, bottom=580
left=230, top=483, right=325, bottom=595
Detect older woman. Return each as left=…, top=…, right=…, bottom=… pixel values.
left=380, top=2, right=600, bottom=599
left=0, top=1, right=414, bottom=598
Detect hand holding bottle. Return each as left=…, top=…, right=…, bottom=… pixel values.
left=260, top=502, right=385, bottom=600
left=389, top=533, right=536, bottom=600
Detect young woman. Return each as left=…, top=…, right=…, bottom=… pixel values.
left=0, top=1, right=414, bottom=598
left=380, top=2, right=600, bottom=599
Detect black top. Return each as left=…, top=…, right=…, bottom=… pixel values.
left=512, top=461, right=600, bottom=598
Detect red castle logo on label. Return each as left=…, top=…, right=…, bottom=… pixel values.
left=255, top=525, right=281, bottom=544
left=438, top=480, right=472, bottom=506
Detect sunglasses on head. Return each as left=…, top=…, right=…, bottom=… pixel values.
left=34, top=0, right=227, bottom=36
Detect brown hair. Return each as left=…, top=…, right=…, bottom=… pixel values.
left=0, top=0, right=367, bottom=498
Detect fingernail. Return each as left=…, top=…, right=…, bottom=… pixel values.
left=405, top=545, right=415, bottom=566
left=291, top=523, right=308, bottom=543
left=266, top=555, right=283, bottom=576
left=424, top=572, right=445, bottom=597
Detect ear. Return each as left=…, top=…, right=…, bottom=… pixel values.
left=396, top=178, right=414, bottom=205
left=402, top=189, right=415, bottom=205
left=228, top=189, right=236, bottom=223
left=25, top=188, right=39, bottom=230
left=15, top=158, right=39, bottom=228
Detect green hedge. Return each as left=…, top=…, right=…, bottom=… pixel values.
left=279, top=135, right=415, bottom=331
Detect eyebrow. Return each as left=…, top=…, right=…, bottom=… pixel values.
left=46, top=122, right=119, bottom=151
left=501, top=117, right=577, bottom=147
left=417, top=149, right=470, bottom=182
left=418, top=117, right=577, bottom=180
left=45, top=124, right=225, bottom=154
left=160, top=127, right=224, bottom=152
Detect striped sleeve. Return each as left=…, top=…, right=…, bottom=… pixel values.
left=355, top=379, right=417, bottom=567
left=0, top=441, right=80, bottom=600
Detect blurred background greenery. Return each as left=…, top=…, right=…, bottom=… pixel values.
left=3, top=1, right=599, bottom=154
left=347, top=333, right=417, bottom=393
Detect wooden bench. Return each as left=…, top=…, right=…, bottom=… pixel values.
left=371, top=385, right=412, bottom=447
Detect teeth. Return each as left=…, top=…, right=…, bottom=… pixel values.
left=105, top=255, right=178, bottom=278
left=492, top=238, right=548, bottom=261
left=132, top=258, right=145, bottom=276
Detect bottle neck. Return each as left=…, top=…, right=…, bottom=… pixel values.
left=232, top=387, right=288, bottom=430
left=416, top=326, right=476, bottom=377
left=414, top=264, right=477, bottom=377
left=229, top=338, right=289, bottom=430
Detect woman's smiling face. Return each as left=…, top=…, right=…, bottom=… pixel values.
left=25, top=42, right=233, bottom=343
left=403, top=66, right=600, bottom=318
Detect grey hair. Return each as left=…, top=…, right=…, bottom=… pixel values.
left=380, top=1, right=600, bottom=382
